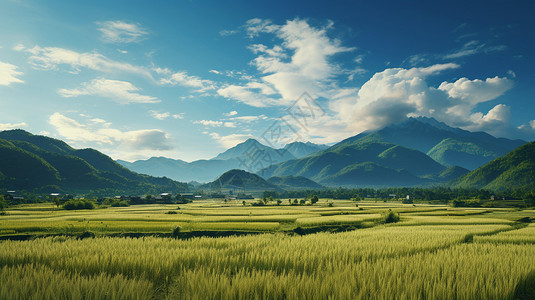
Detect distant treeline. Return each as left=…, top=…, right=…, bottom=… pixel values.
left=262, top=187, right=535, bottom=204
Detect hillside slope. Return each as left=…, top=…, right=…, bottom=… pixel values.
left=0, top=130, right=188, bottom=194
left=260, top=140, right=446, bottom=187
left=453, top=142, right=535, bottom=192
left=203, top=169, right=280, bottom=191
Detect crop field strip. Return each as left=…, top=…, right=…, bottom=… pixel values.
left=0, top=202, right=529, bottom=236
left=0, top=221, right=533, bottom=299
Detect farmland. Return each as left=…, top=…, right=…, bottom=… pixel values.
left=0, top=200, right=534, bottom=299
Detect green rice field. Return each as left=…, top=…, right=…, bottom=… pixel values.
left=0, top=200, right=534, bottom=299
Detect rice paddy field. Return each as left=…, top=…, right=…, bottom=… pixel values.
left=0, top=199, right=534, bottom=299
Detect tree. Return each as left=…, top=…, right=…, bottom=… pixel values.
left=0, top=195, right=7, bottom=210
left=52, top=196, right=61, bottom=208
left=383, top=209, right=400, bottom=223
left=310, top=195, right=319, bottom=205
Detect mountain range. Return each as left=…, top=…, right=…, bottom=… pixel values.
left=118, top=139, right=327, bottom=182
left=1, top=116, right=528, bottom=194
left=352, top=117, right=525, bottom=170
left=0, top=130, right=188, bottom=195
left=259, top=117, right=525, bottom=187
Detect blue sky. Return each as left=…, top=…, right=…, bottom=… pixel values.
left=0, top=0, right=533, bottom=161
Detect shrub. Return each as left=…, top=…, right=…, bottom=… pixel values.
left=166, top=211, right=178, bottom=214
left=78, top=231, right=95, bottom=239
left=383, top=210, right=400, bottom=223
left=63, top=199, right=95, bottom=210
left=172, top=226, right=182, bottom=238
left=101, top=198, right=130, bottom=207
left=252, top=200, right=265, bottom=206
left=402, top=198, right=413, bottom=204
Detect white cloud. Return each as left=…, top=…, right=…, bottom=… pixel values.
left=465, top=104, right=511, bottom=133
left=218, top=18, right=355, bottom=107
left=194, top=120, right=223, bottom=127
left=17, top=45, right=151, bottom=77
left=217, top=84, right=280, bottom=107
left=150, top=111, right=170, bottom=120
left=159, top=71, right=215, bottom=92
left=208, top=132, right=254, bottom=148
left=12, top=44, right=25, bottom=51
left=58, top=78, right=159, bottom=104
left=0, top=122, right=27, bottom=130
left=49, top=112, right=172, bottom=151
left=149, top=111, right=184, bottom=120
left=90, top=118, right=107, bottom=124
left=244, top=18, right=279, bottom=38
left=229, top=115, right=268, bottom=122
left=438, top=76, right=513, bottom=105
left=444, top=40, right=507, bottom=59
left=219, top=29, right=239, bottom=36
left=0, top=61, right=24, bottom=86
left=97, top=21, right=148, bottom=43
left=209, top=70, right=221, bottom=75
left=223, top=110, right=238, bottom=116
left=330, top=64, right=515, bottom=137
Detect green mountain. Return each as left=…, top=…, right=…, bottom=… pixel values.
left=260, top=139, right=446, bottom=187
left=0, top=130, right=188, bottom=195
left=353, top=117, right=525, bottom=170
left=435, top=166, right=470, bottom=182
left=453, top=142, right=535, bottom=192
left=426, top=138, right=497, bottom=170
left=267, top=175, right=323, bottom=189
left=320, top=162, right=424, bottom=187
left=203, top=169, right=279, bottom=191
left=283, top=142, right=328, bottom=158
left=118, top=139, right=327, bottom=182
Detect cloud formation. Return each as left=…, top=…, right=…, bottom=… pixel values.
left=58, top=78, right=159, bottom=104
left=49, top=113, right=173, bottom=159
left=150, top=111, right=184, bottom=120
left=0, top=61, right=24, bottom=86
left=96, top=21, right=148, bottom=43
left=213, top=18, right=530, bottom=142
left=16, top=45, right=151, bottom=77
left=159, top=71, right=215, bottom=92
left=0, top=122, right=27, bottom=130
left=218, top=18, right=354, bottom=107
left=331, top=64, right=515, bottom=137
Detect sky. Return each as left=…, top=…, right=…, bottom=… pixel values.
left=0, top=0, right=533, bottom=162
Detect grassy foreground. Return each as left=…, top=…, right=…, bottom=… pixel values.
left=0, top=200, right=534, bottom=299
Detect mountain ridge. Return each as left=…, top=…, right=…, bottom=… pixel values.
left=453, top=141, right=535, bottom=192
left=0, top=130, right=188, bottom=195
